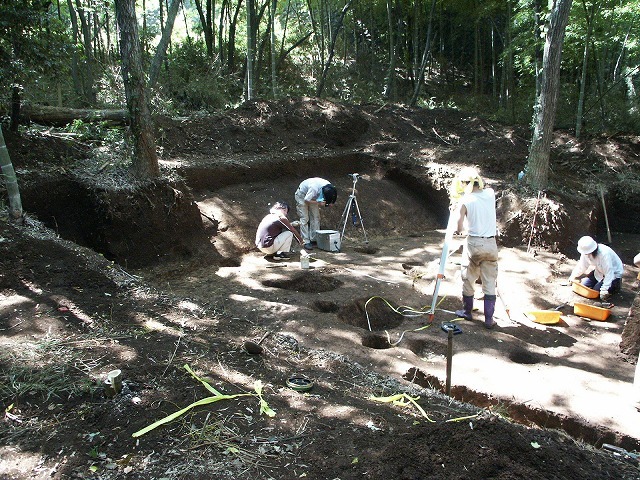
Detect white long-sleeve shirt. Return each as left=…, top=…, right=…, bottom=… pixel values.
left=570, top=243, right=624, bottom=294
left=297, top=178, right=329, bottom=203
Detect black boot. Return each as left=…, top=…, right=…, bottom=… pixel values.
left=455, top=295, right=474, bottom=320
left=484, top=295, right=496, bottom=329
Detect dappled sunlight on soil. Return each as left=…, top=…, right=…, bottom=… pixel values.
left=151, top=220, right=640, bottom=442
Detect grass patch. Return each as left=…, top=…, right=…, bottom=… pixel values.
left=0, top=341, right=99, bottom=404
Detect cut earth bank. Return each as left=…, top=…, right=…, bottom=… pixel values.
left=3, top=99, right=640, bottom=478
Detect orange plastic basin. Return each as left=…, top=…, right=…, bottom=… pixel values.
left=525, top=310, right=562, bottom=325
left=571, top=281, right=599, bottom=299
left=574, top=302, right=611, bottom=321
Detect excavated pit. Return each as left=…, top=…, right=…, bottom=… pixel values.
left=361, top=333, right=394, bottom=349
left=311, top=300, right=340, bottom=313
left=16, top=153, right=640, bottom=453
left=508, top=346, right=543, bottom=365
left=337, top=297, right=405, bottom=331
left=261, top=272, right=343, bottom=293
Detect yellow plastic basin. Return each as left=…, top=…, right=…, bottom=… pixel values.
left=571, top=281, right=599, bottom=299
left=525, top=310, right=562, bottom=325
left=574, top=302, right=611, bottom=321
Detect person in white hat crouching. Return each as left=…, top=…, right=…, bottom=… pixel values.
left=568, top=235, right=624, bottom=302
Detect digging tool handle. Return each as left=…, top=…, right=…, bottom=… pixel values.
left=527, top=191, right=542, bottom=254
left=445, top=329, right=453, bottom=396
left=602, top=443, right=639, bottom=461
left=599, top=187, right=612, bottom=244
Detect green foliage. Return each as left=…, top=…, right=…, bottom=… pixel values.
left=159, top=41, right=238, bottom=112
left=65, top=119, right=124, bottom=144
left=0, top=1, right=71, bottom=94
left=96, top=66, right=126, bottom=107
left=1, top=0, right=638, bottom=135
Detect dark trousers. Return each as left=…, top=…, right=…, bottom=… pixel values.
left=581, top=272, right=621, bottom=294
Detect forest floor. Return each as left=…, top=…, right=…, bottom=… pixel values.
left=1, top=97, right=640, bottom=479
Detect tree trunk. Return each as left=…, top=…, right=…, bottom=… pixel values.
left=306, top=0, right=323, bottom=77
left=474, top=14, right=479, bottom=93
left=148, top=0, right=182, bottom=89
left=19, top=105, right=129, bottom=127
left=411, top=0, right=419, bottom=82
left=316, top=0, right=353, bottom=97
left=575, top=1, right=595, bottom=139
left=245, top=0, right=255, bottom=100
left=75, top=0, right=97, bottom=104
left=219, top=0, right=228, bottom=65
left=270, top=0, right=278, bottom=97
left=194, top=0, right=215, bottom=56
left=526, top=0, right=573, bottom=190
left=10, top=86, right=21, bottom=132
left=410, top=0, right=436, bottom=106
left=115, top=0, right=160, bottom=179
left=66, top=0, right=84, bottom=100
left=383, top=0, right=397, bottom=100
left=0, top=126, right=23, bottom=222
left=227, top=0, right=244, bottom=74
left=254, top=0, right=271, bottom=84
left=533, top=0, right=543, bottom=99
left=277, top=31, right=312, bottom=70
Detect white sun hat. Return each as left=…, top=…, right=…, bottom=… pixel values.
left=577, top=236, right=598, bottom=255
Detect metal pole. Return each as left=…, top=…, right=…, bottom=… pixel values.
left=339, top=174, right=368, bottom=243
left=445, top=329, right=453, bottom=396
left=428, top=208, right=457, bottom=322
left=339, top=195, right=354, bottom=242
left=351, top=196, right=369, bottom=244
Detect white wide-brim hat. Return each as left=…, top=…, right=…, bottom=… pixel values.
left=577, top=236, right=598, bottom=255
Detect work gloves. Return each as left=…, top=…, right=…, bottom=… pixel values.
left=600, top=292, right=611, bottom=302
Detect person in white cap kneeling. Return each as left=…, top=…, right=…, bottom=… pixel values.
left=568, top=236, right=624, bottom=302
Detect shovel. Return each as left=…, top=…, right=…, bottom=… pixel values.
left=496, top=288, right=512, bottom=321
left=243, top=331, right=272, bottom=355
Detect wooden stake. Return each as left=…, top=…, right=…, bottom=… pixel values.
left=599, top=187, right=612, bottom=244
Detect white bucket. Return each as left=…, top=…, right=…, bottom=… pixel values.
left=300, top=256, right=310, bottom=269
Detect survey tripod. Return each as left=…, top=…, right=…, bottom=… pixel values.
left=339, top=173, right=369, bottom=245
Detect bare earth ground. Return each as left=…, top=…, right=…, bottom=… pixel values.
left=1, top=98, right=640, bottom=479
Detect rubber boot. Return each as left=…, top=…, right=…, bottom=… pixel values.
left=455, top=295, right=474, bottom=320
left=484, top=295, right=496, bottom=329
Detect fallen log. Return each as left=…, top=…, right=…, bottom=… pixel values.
left=19, top=104, right=130, bottom=127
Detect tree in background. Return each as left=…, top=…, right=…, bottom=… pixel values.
left=526, top=0, right=573, bottom=190
left=0, top=0, right=69, bottom=128
left=115, top=0, right=159, bottom=178
left=1, top=0, right=639, bottom=138
left=0, top=125, right=23, bottom=222
left=148, top=0, right=183, bottom=89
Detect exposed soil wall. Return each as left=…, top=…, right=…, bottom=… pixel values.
left=20, top=176, right=210, bottom=269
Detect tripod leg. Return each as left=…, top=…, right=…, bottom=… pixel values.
left=352, top=197, right=368, bottom=244
left=340, top=196, right=353, bottom=241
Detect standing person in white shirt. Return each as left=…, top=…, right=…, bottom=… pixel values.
left=568, top=236, right=623, bottom=302
left=453, top=167, right=499, bottom=329
left=294, top=177, right=337, bottom=250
